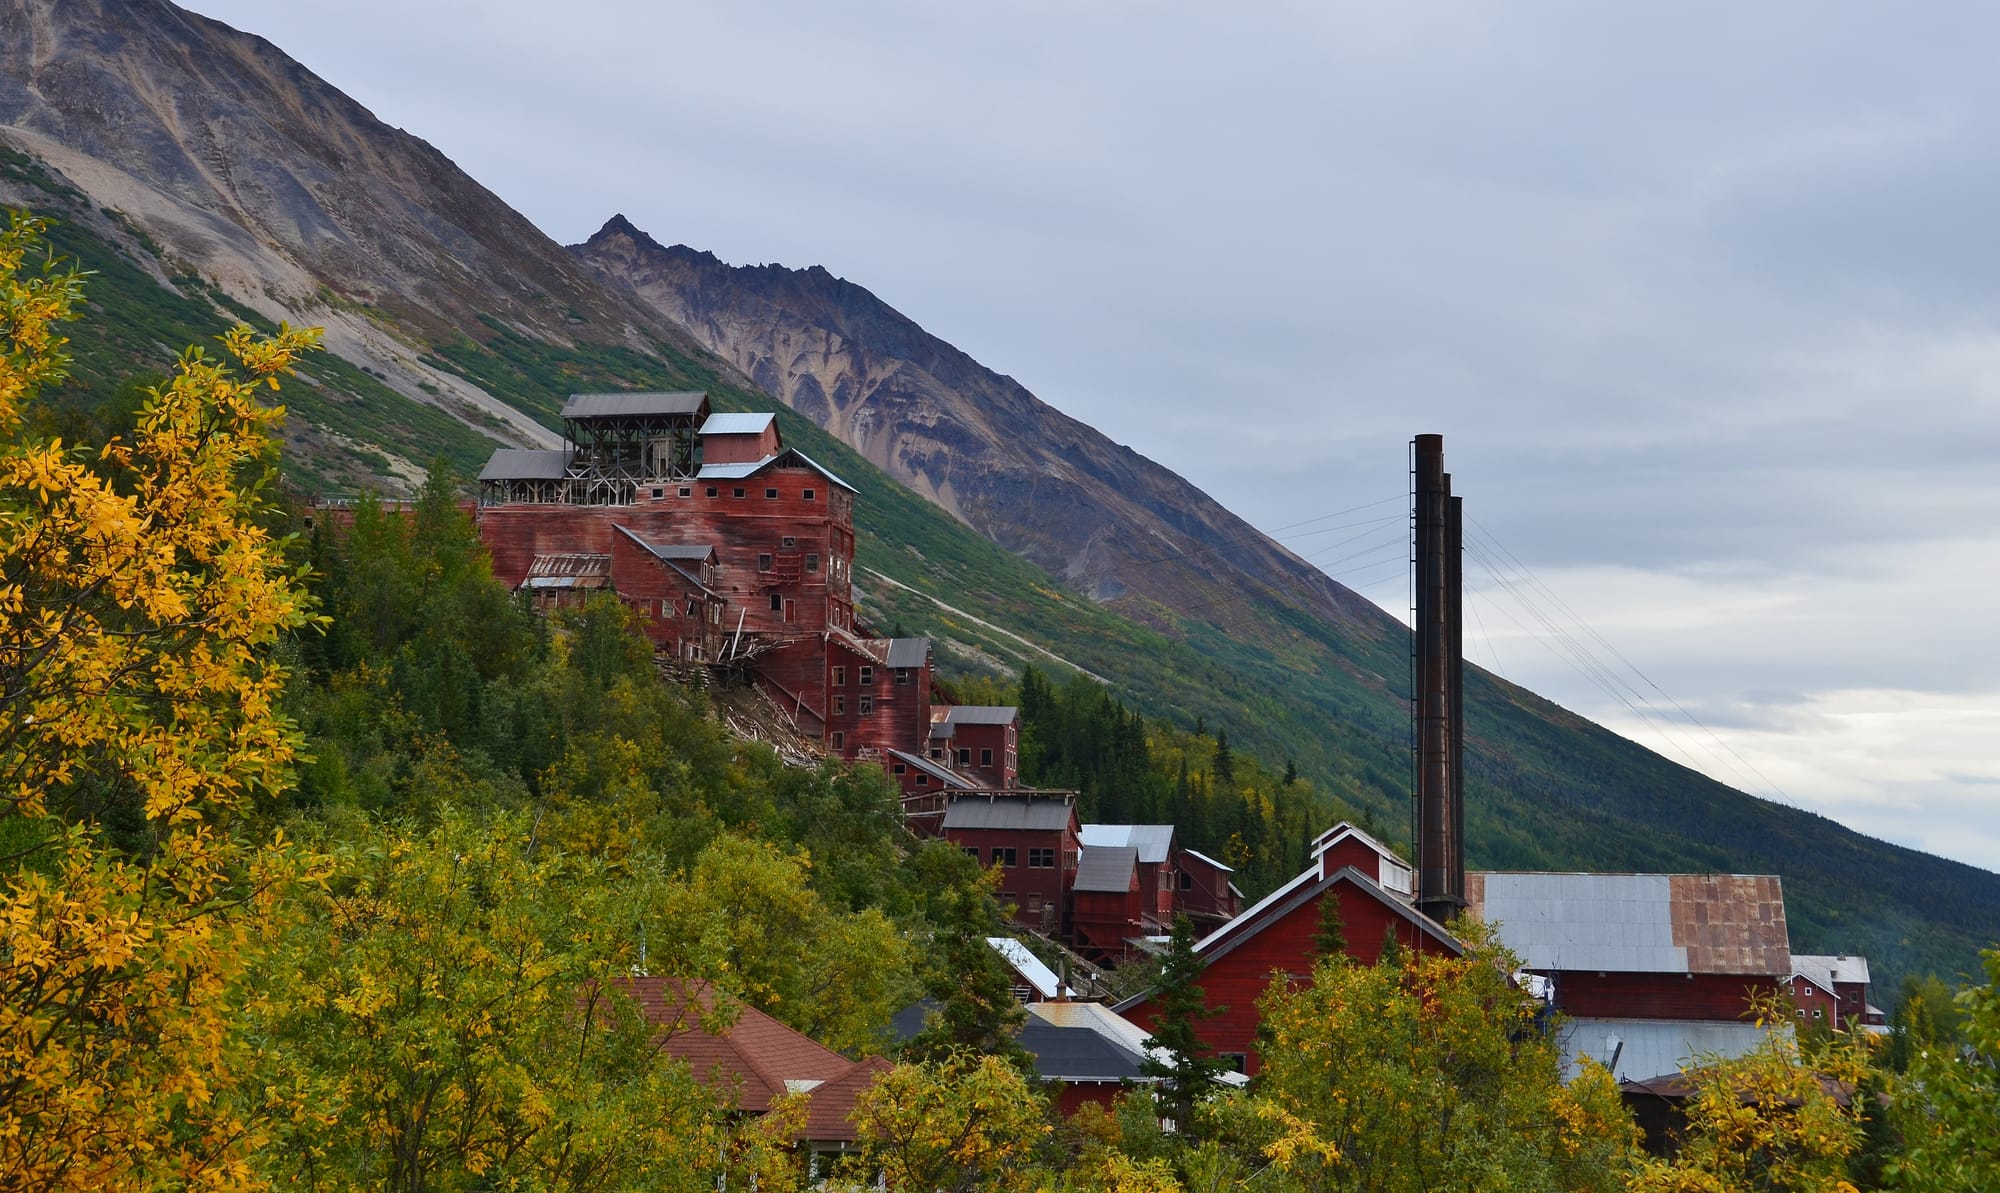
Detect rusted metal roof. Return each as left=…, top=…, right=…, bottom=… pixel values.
left=522, top=553, right=611, bottom=590
left=1466, top=872, right=1791, bottom=976
left=478, top=447, right=572, bottom=481
left=561, top=391, right=709, bottom=419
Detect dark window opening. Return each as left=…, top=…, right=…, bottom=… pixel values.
left=917, top=774, right=929, bottom=786
left=806, top=553, right=820, bottom=572
left=859, top=694, right=873, bottom=714
left=962, top=846, right=978, bottom=859
left=834, top=666, right=846, bottom=685
left=992, top=848, right=1017, bottom=867
left=803, top=488, right=816, bottom=500
left=834, top=696, right=845, bottom=716
left=1029, top=848, right=1055, bottom=869
left=831, top=732, right=844, bottom=751
left=859, top=666, right=873, bottom=685
left=893, top=762, right=907, bottom=774
left=781, top=536, right=797, bottom=549
left=758, top=553, right=773, bottom=571
left=765, top=487, right=778, bottom=499
left=770, top=593, right=783, bottom=611
left=679, top=486, right=692, bottom=497
left=650, top=487, right=663, bottom=499
left=957, top=748, right=971, bottom=766
left=895, top=668, right=909, bottom=684
left=1180, top=872, right=1193, bottom=890
left=706, top=486, right=719, bottom=497
left=981, top=749, right=993, bottom=767
left=733, top=487, right=746, bottom=499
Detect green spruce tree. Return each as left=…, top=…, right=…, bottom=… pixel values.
left=1142, top=914, right=1223, bottom=1133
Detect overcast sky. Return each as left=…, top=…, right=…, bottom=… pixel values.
left=182, top=1, right=2000, bottom=872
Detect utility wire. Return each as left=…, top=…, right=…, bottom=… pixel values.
left=1462, top=523, right=1792, bottom=805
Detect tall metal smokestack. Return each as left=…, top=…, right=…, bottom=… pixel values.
left=1413, top=434, right=1464, bottom=926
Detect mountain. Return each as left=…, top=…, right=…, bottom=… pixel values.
left=573, top=216, right=1383, bottom=640
left=2, top=0, right=1996, bottom=994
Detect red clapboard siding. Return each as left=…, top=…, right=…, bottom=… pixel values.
left=1555, top=972, right=1778, bottom=1021
left=1123, top=878, right=1457, bottom=1076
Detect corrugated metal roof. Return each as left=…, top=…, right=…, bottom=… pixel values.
left=885, top=638, right=930, bottom=669
left=1559, top=1015, right=1779, bottom=1083
left=1080, top=825, right=1175, bottom=864
left=947, top=705, right=1020, bottom=725
left=1466, top=872, right=1790, bottom=976
left=1074, top=845, right=1139, bottom=893
left=478, top=448, right=572, bottom=481
left=986, top=938, right=1070, bottom=1000
left=700, top=412, right=776, bottom=436
left=561, top=391, right=708, bottom=419
left=692, top=448, right=858, bottom=493
left=696, top=455, right=778, bottom=480
left=525, top=553, right=610, bottom=578
left=941, top=795, right=1074, bottom=832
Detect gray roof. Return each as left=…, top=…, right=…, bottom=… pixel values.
left=479, top=448, right=572, bottom=481
left=885, top=638, right=931, bottom=669
left=1467, top=872, right=1791, bottom=977
left=1080, top=825, right=1175, bottom=864
left=693, top=448, right=858, bottom=493
left=699, top=412, right=776, bottom=436
left=1560, top=1016, right=1779, bottom=1083
left=1015, top=1021, right=1148, bottom=1084
left=561, top=391, right=708, bottom=419
left=941, top=795, right=1074, bottom=832
left=1792, top=954, right=1871, bottom=989
left=887, top=749, right=976, bottom=791
left=939, top=705, right=1020, bottom=726
left=1074, top=846, right=1139, bottom=893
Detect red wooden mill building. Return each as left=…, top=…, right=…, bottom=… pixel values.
left=476, top=391, right=940, bottom=766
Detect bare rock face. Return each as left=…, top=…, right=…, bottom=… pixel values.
left=0, top=0, right=723, bottom=454
left=575, top=216, right=1392, bottom=642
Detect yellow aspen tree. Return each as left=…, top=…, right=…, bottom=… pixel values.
left=0, top=212, right=324, bottom=1191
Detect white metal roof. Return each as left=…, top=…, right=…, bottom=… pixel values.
left=1080, top=825, right=1175, bottom=864
left=1180, top=848, right=1234, bottom=874
left=699, top=412, right=776, bottom=436
left=986, top=938, right=1071, bottom=1000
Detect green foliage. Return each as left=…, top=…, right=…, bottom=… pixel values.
left=1889, top=949, right=2000, bottom=1192
left=256, top=809, right=727, bottom=1190
left=900, top=844, right=1032, bottom=1071
left=1142, top=915, right=1224, bottom=1132
left=1253, top=928, right=1636, bottom=1192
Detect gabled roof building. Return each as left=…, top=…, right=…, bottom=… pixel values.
left=1466, top=872, right=1795, bottom=1081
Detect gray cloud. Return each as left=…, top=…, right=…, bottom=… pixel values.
left=180, top=0, right=2000, bottom=870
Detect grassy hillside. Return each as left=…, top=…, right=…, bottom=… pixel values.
left=12, top=169, right=1997, bottom=995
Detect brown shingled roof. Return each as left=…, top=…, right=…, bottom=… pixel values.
left=618, top=977, right=894, bottom=1142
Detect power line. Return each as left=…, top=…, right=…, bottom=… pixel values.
left=1462, top=522, right=1792, bottom=805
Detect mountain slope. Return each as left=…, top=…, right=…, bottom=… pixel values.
left=574, top=216, right=1385, bottom=641
left=1, top=0, right=1994, bottom=994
